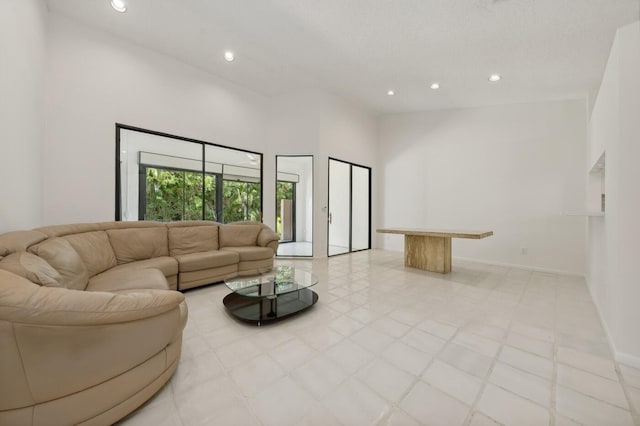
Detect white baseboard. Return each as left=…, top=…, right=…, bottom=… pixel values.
left=452, top=256, right=584, bottom=277
left=586, top=277, right=640, bottom=369
left=588, top=283, right=618, bottom=359
left=615, top=351, right=640, bottom=369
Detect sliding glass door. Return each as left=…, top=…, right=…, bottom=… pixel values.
left=328, top=159, right=351, bottom=256
left=328, top=158, right=371, bottom=256
left=351, top=165, right=370, bottom=251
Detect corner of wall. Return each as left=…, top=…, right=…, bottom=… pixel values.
left=0, top=0, right=47, bottom=233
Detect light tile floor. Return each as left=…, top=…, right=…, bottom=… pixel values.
left=118, top=250, right=640, bottom=426
left=277, top=241, right=313, bottom=257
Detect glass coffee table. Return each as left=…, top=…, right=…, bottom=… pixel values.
left=223, top=266, right=319, bottom=325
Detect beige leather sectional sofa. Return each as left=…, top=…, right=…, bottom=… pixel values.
left=0, top=220, right=278, bottom=425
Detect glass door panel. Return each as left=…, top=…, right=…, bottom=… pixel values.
left=328, top=159, right=351, bottom=256
left=276, top=155, right=313, bottom=257
left=351, top=165, right=370, bottom=251
left=328, top=158, right=371, bottom=256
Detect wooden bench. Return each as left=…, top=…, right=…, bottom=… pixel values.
left=376, top=228, right=493, bottom=273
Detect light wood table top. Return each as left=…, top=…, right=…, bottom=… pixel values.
left=376, top=228, right=493, bottom=239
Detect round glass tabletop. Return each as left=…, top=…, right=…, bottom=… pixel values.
left=224, top=266, right=318, bottom=298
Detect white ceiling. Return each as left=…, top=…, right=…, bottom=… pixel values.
left=46, top=0, right=638, bottom=114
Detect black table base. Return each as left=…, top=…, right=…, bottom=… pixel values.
left=223, top=288, right=319, bottom=325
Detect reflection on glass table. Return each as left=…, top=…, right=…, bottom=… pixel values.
left=223, top=266, right=319, bottom=325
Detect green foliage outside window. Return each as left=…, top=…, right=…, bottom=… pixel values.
left=144, top=167, right=260, bottom=223
left=222, top=180, right=261, bottom=223
left=275, top=181, right=294, bottom=236
left=145, top=168, right=207, bottom=221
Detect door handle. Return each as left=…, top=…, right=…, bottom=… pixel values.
left=329, top=212, right=332, bottom=224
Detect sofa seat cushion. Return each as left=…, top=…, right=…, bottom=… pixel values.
left=107, top=256, right=178, bottom=278
left=220, top=246, right=274, bottom=262
left=174, top=250, right=239, bottom=273
left=0, top=252, right=62, bottom=287
left=87, top=268, right=169, bottom=293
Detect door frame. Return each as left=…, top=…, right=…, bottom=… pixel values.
left=327, top=157, right=372, bottom=257
left=275, top=154, right=314, bottom=258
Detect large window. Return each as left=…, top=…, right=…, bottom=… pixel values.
left=116, top=125, right=262, bottom=223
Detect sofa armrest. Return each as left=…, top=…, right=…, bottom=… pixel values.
left=0, top=271, right=184, bottom=326
left=0, top=270, right=187, bottom=406
left=257, top=226, right=279, bottom=253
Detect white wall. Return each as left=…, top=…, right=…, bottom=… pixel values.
left=317, top=95, right=378, bottom=255
left=378, top=100, right=587, bottom=275
left=588, top=21, right=640, bottom=367
left=44, top=14, right=271, bottom=225
left=0, top=0, right=47, bottom=233
left=44, top=14, right=378, bottom=258
left=268, top=91, right=378, bottom=256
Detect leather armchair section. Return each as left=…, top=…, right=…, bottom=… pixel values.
left=0, top=269, right=187, bottom=425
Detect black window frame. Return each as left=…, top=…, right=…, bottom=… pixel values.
left=115, top=123, right=263, bottom=223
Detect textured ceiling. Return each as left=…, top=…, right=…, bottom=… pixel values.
left=46, top=0, right=639, bottom=114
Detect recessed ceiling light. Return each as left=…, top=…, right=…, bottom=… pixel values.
left=110, top=0, right=126, bottom=13
left=430, top=83, right=440, bottom=90
left=224, top=51, right=235, bottom=62
left=488, top=74, right=502, bottom=82
left=387, top=90, right=395, bottom=96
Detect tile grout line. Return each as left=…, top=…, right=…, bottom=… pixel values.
left=460, top=267, right=531, bottom=426
left=374, top=313, right=470, bottom=426
left=158, top=253, right=633, bottom=426
left=613, top=356, right=640, bottom=425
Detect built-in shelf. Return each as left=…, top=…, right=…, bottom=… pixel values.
left=587, top=151, right=606, bottom=214
left=563, top=211, right=605, bottom=217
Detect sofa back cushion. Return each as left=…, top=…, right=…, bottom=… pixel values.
left=34, top=223, right=102, bottom=238
left=0, top=230, right=48, bottom=257
left=219, top=224, right=261, bottom=248
left=29, top=238, right=90, bottom=290
left=63, top=232, right=117, bottom=277
left=168, top=226, right=218, bottom=256
left=0, top=252, right=62, bottom=287
left=106, top=227, right=168, bottom=264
